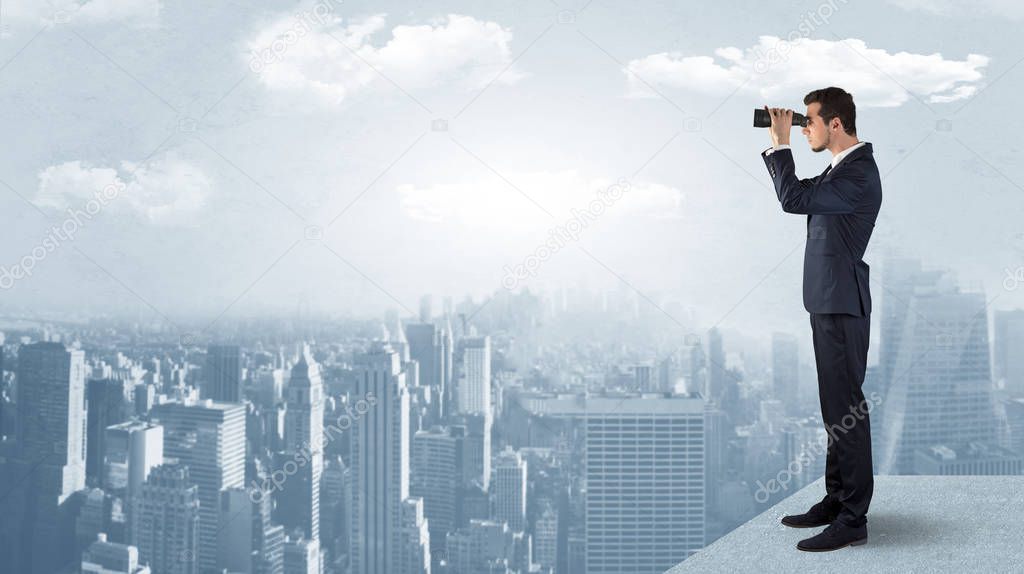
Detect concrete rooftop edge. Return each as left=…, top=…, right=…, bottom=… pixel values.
left=667, top=475, right=1024, bottom=574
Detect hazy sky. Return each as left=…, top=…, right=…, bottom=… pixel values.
left=1, top=0, right=1022, bottom=340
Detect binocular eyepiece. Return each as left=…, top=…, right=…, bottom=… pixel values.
left=753, top=108, right=808, bottom=128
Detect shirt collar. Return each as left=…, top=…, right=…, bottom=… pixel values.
left=831, top=141, right=866, bottom=169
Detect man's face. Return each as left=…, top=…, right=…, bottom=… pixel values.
left=802, top=102, right=829, bottom=152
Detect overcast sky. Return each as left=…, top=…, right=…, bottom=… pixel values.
left=1, top=0, right=1022, bottom=340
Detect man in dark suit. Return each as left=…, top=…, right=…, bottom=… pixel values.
left=761, top=87, right=881, bottom=552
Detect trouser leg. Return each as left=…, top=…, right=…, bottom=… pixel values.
left=810, top=312, right=874, bottom=527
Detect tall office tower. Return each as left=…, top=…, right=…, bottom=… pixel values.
left=707, top=328, right=727, bottom=403
left=350, top=342, right=411, bottom=574
left=442, top=318, right=454, bottom=415
left=86, top=378, right=129, bottom=484
left=76, top=488, right=114, bottom=551
left=994, top=310, right=1024, bottom=398
left=878, top=278, right=1001, bottom=474
left=879, top=257, right=947, bottom=401
left=687, top=341, right=706, bottom=396
left=204, top=344, right=243, bottom=403
left=771, top=333, right=800, bottom=415
left=407, top=323, right=447, bottom=418
left=0, top=342, right=87, bottom=574
left=278, top=345, right=324, bottom=541
left=251, top=465, right=286, bottom=574
left=658, top=353, right=679, bottom=394
left=459, top=336, right=491, bottom=415
left=584, top=393, right=705, bottom=574
left=151, top=399, right=246, bottom=572
left=398, top=497, right=432, bottom=574
left=633, top=364, right=655, bottom=392
left=217, top=488, right=257, bottom=572
left=254, top=368, right=285, bottom=409
left=131, top=464, right=200, bottom=574
left=533, top=501, right=558, bottom=572
left=411, top=425, right=465, bottom=565
left=283, top=535, right=321, bottom=574
left=103, top=421, right=163, bottom=500
left=491, top=446, right=527, bottom=532
left=81, top=533, right=150, bottom=574
left=390, top=318, right=411, bottom=363
left=320, top=456, right=347, bottom=566
left=453, top=413, right=492, bottom=490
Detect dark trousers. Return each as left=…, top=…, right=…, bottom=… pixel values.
left=810, top=312, right=874, bottom=527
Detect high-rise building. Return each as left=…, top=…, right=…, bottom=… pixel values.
left=277, top=344, right=324, bottom=541
left=459, top=336, right=491, bottom=416
left=411, top=425, right=465, bottom=565
left=350, top=342, right=411, bottom=574
left=204, top=344, right=243, bottom=403
left=584, top=393, right=705, bottom=574
left=407, top=323, right=445, bottom=417
left=398, top=497, right=431, bottom=574
left=491, top=447, right=527, bottom=533
left=86, top=378, right=129, bottom=484
left=103, top=421, right=163, bottom=501
left=878, top=271, right=1000, bottom=474
left=994, top=310, right=1024, bottom=398
left=131, top=464, right=200, bottom=574
left=0, top=342, right=87, bottom=573
left=151, top=399, right=246, bottom=572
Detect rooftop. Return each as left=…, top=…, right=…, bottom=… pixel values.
left=667, top=475, right=1024, bottom=573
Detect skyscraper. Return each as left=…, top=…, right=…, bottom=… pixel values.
left=151, top=399, right=246, bottom=572
left=459, top=336, right=491, bottom=416
left=491, top=446, right=527, bottom=533
left=131, top=463, right=200, bottom=574
left=204, top=344, right=243, bottom=403
left=86, top=378, right=129, bottom=484
left=0, top=342, right=87, bottom=573
left=584, top=393, right=705, bottom=574
left=878, top=274, right=1000, bottom=474
left=994, top=309, right=1024, bottom=398
left=411, top=425, right=465, bottom=566
left=350, top=342, right=411, bottom=574
left=278, top=344, right=324, bottom=541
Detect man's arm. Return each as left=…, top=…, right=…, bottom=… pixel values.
left=762, top=148, right=866, bottom=215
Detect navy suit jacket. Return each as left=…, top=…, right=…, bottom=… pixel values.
left=761, top=143, right=882, bottom=316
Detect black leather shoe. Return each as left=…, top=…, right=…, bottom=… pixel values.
left=796, top=519, right=868, bottom=552
left=780, top=499, right=840, bottom=528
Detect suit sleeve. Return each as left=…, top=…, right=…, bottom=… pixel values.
left=761, top=147, right=866, bottom=215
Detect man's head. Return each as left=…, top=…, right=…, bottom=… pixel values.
left=802, top=87, right=857, bottom=153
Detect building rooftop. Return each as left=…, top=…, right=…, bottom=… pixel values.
left=667, top=475, right=1024, bottom=573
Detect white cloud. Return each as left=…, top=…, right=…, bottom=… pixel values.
left=887, top=0, right=1024, bottom=20
left=35, top=154, right=209, bottom=225
left=397, top=171, right=684, bottom=226
left=2, top=0, right=160, bottom=26
left=247, top=12, right=523, bottom=104
left=625, top=36, right=989, bottom=107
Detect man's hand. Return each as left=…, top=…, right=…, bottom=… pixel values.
left=765, top=105, right=792, bottom=148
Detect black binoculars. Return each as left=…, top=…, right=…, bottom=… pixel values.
left=753, top=108, right=808, bottom=128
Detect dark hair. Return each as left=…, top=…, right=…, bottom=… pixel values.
left=804, top=87, right=856, bottom=136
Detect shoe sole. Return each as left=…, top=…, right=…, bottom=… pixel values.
left=780, top=517, right=837, bottom=529
left=797, top=537, right=867, bottom=552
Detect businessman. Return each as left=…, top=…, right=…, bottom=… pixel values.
left=761, top=87, right=881, bottom=552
